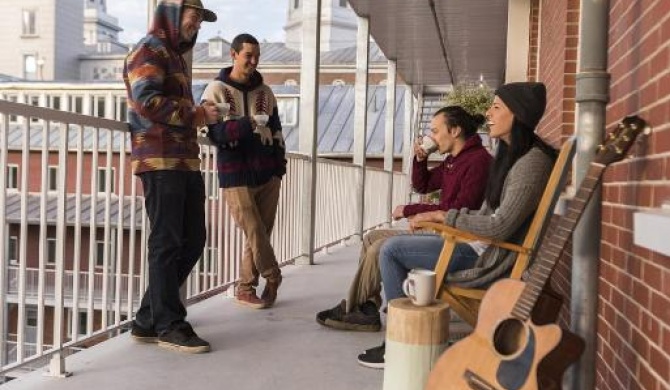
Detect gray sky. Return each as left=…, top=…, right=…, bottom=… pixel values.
left=106, top=0, right=289, bottom=44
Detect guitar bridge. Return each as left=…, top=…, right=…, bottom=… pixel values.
left=464, top=370, right=500, bottom=390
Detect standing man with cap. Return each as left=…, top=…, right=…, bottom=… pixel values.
left=123, top=0, right=219, bottom=353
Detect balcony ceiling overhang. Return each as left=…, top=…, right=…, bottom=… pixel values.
left=347, top=0, right=509, bottom=94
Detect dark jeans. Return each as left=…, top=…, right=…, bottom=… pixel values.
left=135, top=170, right=206, bottom=334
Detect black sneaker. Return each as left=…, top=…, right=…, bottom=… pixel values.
left=158, top=322, right=210, bottom=354
left=316, top=300, right=346, bottom=326
left=130, top=321, right=158, bottom=343
left=358, top=343, right=385, bottom=369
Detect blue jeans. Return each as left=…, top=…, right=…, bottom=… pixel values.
left=379, top=234, right=479, bottom=302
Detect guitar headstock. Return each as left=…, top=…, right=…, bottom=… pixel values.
left=595, top=115, right=650, bottom=165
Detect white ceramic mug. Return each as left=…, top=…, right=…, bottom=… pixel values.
left=215, top=102, right=230, bottom=121
left=402, top=269, right=436, bottom=306
left=254, top=113, right=269, bottom=127
left=420, top=136, right=438, bottom=154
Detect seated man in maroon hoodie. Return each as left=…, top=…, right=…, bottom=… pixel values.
left=316, top=106, right=492, bottom=331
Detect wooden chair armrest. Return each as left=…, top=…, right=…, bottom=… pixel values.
left=415, top=221, right=531, bottom=254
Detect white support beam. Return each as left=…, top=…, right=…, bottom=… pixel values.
left=384, top=60, right=397, bottom=226
left=505, top=0, right=531, bottom=82
left=297, top=0, right=322, bottom=265
left=353, top=16, right=370, bottom=237
left=402, top=87, right=413, bottom=177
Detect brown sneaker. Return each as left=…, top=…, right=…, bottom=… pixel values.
left=235, top=290, right=268, bottom=309
left=261, top=274, right=282, bottom=307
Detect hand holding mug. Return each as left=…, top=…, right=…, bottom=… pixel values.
left=202, top=101, right=219, bottom=125
left=253, top=113, right=273, bottom=146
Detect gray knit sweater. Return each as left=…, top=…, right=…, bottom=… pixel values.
left=443, top=146, right=555, bottom=288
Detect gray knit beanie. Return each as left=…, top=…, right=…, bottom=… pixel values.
left=495, top=82, right=547, bottom=129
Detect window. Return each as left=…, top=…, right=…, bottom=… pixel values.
left=70, top=96, right=83, bottom=114
left=48, top=166, right=58, bottom=191
left=294, top=0, right=299, bottom=8
left=26, top=307, right=38, bottom=328
left=47, top=238, right=57, bottom=264
left=29, top=95, right=40, bottom=122
left=78, top=312, right=88, bottom=335
left=7, top=236, right=18, bottom=265
left=49, top=95, right=61, bottom=110
left=6, top=165, right=18, bottom=190
left=277, top=98, right=298, bottom=126
left=6, top=95, right=18, bottom=123
left=116, top=96, right=127, bottom=122
left=23, top=54, right=37, bottom=80
left=93, top=96, right=106, bottom=118
left=22, top=9, right=36, bottom=36
left=95, top=237, right=115, bottom=269
left=97, top=167, right=116, bottom=193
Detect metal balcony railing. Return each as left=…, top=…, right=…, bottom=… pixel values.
left=0, top=100, right=409, bottom=378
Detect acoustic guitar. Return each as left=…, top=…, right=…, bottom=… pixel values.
left=426, top=116, right=650, bottom=390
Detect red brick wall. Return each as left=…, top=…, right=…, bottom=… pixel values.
left=537, top=0, right=670, bottom=388
left=598, top=0, right=670, bottom=388
left=527, top=0, right=541, bottom=81
left=536, top=0, right=579, bottom=147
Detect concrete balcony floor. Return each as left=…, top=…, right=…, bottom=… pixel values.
left=4, top=243, right=386, bottom=390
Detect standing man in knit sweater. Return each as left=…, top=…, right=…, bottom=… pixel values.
left=124, top=0, right=219, bottom=353
left=201, top=33, right=286, bottom=310
left=317, top=106, right=492, bottom=332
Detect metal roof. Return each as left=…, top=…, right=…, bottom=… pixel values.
left=4, top=192, right=144, bottom=228
left=192, top=41, right=388, bottom=66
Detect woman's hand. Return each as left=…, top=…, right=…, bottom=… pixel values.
left=408, top=210, right=446, bottom=232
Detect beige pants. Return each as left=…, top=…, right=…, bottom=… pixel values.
left=223, top=177, right=281, bottom=293
left=346, top=229, right=408, bottom=312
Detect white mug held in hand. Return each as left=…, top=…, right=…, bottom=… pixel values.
left=253, top=113, right=273, bottom=146
left=215, top=102, right=230, bottom=121
left=402, top=269, right=437, bottom=306
left=420, top=135, right=438, bottom=154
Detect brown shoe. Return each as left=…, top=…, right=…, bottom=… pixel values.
left=235, top=290, right=268, bottom=309
left=261, top=274, right=283, bottom=307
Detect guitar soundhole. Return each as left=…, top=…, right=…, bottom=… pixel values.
left=492, top=318, right=527, bottom=357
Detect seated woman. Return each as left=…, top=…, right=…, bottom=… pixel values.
left=356, top=82, right=558, bottom=369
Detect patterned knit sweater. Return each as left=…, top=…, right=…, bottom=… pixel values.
left=443, top=146, right=556, bottom=288
left=123, top=0, right=206, bottom=174
left=201, top=67, right=286, bottom=188
left=405, top=135, right=492, bottom=216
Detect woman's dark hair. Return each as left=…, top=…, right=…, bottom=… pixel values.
left=483, top=118, right=557, bottom=209
left=434, top=106, right=485, bottom=139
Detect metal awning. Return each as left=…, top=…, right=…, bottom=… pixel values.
left=347, top=0, right=509, bottom=92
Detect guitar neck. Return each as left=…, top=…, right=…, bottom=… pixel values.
left=511, top=163, right=607, bottom=320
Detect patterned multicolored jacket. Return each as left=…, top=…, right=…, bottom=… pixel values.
left=123, top=0, right=206, bottom=174
left=201, top=67, right=287, bottom=188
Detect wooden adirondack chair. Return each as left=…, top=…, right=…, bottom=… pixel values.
left=416, top=137, right=576, bottom=326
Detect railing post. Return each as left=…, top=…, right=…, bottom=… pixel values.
left=47, top=119, right=72, bottom=377
left=0, top=112, right=9, bottom=374
left=296, top=0, right=322, bottom=265
left=353, top=15, right=370, bottom=238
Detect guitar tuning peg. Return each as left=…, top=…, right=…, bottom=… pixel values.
left=597, top=145, right=606, bottom=152
left=615, top=146, right=623, bottom=154
left=643, top=125, right=652, bottom=135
